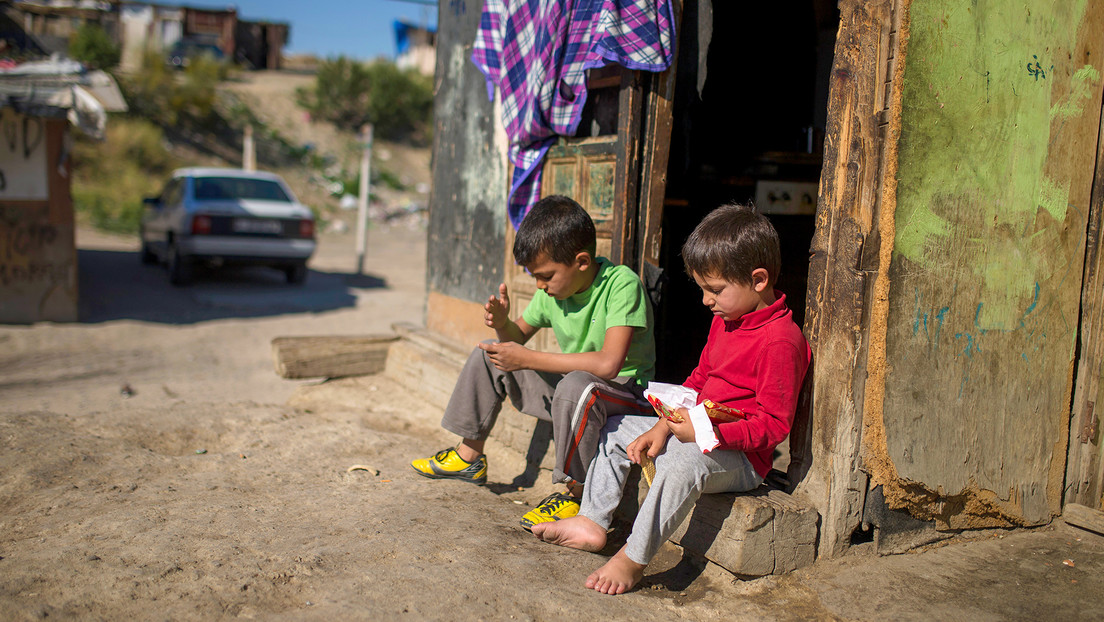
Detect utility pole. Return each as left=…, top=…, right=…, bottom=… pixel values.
left=355, top=124, right=373, bottom=275
left=243, top=124, right=256, bottom=171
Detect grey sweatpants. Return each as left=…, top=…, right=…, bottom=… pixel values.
left=580, top=414, right=763, bottom=565
left=440, top=341, right=650, bottom=485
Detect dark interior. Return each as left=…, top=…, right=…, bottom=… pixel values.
left=652, top=0, right=837, bottom=381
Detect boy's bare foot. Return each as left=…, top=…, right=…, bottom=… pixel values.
left=530, top=516, right=606, bottom=552
left=585, top=546, right=645, bottom=595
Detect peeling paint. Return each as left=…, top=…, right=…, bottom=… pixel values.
left=1036, top=176, right=1070, bottom=224
left=1050, top=64, right=1101, bottom=120
left=894, top=0, right=1092, bottom=328
left=428, top=16, right=509, bottom=304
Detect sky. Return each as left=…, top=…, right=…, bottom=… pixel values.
left=183, top=0, right=438, bottom=61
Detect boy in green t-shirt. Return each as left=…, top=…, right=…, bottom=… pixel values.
left=411, top=195, right=656, bottom=529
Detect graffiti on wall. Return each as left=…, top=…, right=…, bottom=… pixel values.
left=0, top=108, right=49, bottom=200
left=0, top=205, right=69, bottom=288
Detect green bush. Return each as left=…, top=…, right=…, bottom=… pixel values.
left=120, top=50, right=222, bottom=125
left=71, top=118, right=180, bottom=234
left=298, top=57, right=433, bottom=143
left=69, top=23, right=120, bottom=70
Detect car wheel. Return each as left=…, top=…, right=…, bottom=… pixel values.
left=284, top=262, right=308, bottom=285
left=168, top=243, right=193, bottom=286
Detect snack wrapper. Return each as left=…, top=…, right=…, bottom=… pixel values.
left=643, top=382, right=698, bottom=423
left=643, top=382, right=746, bottom=454
left=643, top=382, right=746, bottom=424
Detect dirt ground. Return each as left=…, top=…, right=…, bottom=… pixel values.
left=0, top=224, right=753, bottom=621
left=3, top=223, right=1104, bottom=621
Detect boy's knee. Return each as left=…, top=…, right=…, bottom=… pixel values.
left=554, top=370, right=602, bottom=398
left=470, top=339, right=497, bottom=363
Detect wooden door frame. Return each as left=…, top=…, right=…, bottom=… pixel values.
left=792, top=0, right=903, bottom=557
left=1065, top=94, right=1104, bottom=510
left=635, top=0, right=682, bottom=274
left=611, top=68, right=644, bottom=267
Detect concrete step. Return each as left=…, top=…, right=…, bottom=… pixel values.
left=382, top=323, right=820, bottom=577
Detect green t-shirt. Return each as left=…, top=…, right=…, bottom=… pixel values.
left=521, top=257, right=656, bottom=384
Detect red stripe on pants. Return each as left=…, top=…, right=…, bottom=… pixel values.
left=563, top=389, right=649, bottom=472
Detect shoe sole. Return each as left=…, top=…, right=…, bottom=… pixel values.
left=411, top=465, right=486, bottom=486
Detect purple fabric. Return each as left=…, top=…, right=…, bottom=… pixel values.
left=472, top=0, right=676, bottom=229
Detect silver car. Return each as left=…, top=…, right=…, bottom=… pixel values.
left=140, top=168, right=317, bottom=285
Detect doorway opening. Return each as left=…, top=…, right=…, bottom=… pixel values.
left=652, top=0, right=838, bottom=381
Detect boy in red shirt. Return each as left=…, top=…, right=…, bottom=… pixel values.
left=531, top=203, right=811, bottom=594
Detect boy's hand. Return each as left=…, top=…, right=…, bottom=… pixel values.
left=627, top=423, right=670, bottom=464
left=478, top=341, right=530, bottom=372
left=665, top=413, right=697, bottom=444
left=484, top=283, right=510, bottom=330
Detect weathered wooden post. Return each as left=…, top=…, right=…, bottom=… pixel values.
left=242, top=124, right=255, bottom=171
left=355, top=123, right=373, bottom=275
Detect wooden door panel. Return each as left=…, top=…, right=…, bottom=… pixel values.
left=503, top=72, right=645, bottom=354
left=544, top=137, right=619, bottom=238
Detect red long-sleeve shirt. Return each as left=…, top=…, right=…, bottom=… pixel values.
left=683, top=293, right=811, bottom=478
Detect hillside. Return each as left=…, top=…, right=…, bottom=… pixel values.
left=219, top=70, right=432, bottom=231
left=73, top=68, right=431, bottom=234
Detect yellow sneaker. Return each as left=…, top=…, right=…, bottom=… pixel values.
left=411, top=448, right=487, bottom=485
left=519, top=492, right=579, bottom=531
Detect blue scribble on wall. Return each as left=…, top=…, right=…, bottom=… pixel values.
left=913, top=283, right=1043, bottom=398
left=911, top=289, right=950, bottom=349
left=1027, top=55, right=1054, bottom=81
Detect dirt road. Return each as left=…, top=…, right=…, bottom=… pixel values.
left=0, top=224, right=760, bottom=620
left=3, top=224, right=1104, bottom=621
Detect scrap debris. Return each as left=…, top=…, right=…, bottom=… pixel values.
left=347, top=465, right=380, bottom=476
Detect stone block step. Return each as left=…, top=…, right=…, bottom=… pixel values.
left=672, top=487, right=819, bottom=577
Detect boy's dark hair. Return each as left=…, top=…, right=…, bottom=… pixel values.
left=513, top=195, right=597, bottom=265
left=682, top=203, right=781, bottom=286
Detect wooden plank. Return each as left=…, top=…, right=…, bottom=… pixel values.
left=1063, top=503, right=1104, bottom=536
left=0, top=118, right=78, bottom=323
left=271, top=335, right=399, bottom=379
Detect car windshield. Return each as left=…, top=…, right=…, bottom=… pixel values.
left=193, top=177, right=291, bottom=202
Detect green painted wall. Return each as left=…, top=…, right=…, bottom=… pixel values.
left=882, top=0, right=1101, bottom=524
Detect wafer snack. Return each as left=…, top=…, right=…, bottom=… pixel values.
left=640, top=453, right=656, bottom=486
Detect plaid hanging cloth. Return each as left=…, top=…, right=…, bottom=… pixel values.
left=472, top=0, right=676, bottom=229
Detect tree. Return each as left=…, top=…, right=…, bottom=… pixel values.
left=69, top=23, right=120, bottom=70
left=297, top=57, right=433, bottom=143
